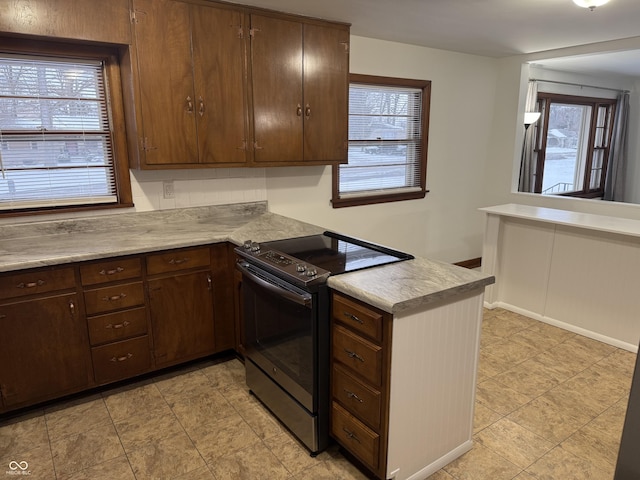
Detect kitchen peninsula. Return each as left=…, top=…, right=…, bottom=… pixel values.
left=481, top=203, right=640, bottom=352
left=0, top=202, right=493, bottom=480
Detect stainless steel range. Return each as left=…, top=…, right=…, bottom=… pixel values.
left=235, top=231, right=413, bottom=455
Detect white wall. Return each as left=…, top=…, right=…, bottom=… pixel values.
left=266, top=36, right=499, bottom=261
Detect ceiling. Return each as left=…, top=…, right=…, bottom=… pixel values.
left=228, top=0, right=640, bottom=78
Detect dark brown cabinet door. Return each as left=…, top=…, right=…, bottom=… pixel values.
left=0, top=294, right=92, bottom=408
left=192, top=6, right=249, bottom=165
left=132, top=0, right=198, bottom=165
left=303, top=24, right=349, bottom=163
left=148, top=271, right=215, bottom=367
left=250, top=14, right=304, bottom=163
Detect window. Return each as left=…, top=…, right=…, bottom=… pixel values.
left=332, top=74, right=430, bottom=208
left=531, top=92, right=616, bottom=198
left=0, top=39, right=132, bottom=215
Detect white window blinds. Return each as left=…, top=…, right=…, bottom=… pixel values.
left=0, top=54, right=117, bottom=210
left=339, top=83, right=423, bottom=197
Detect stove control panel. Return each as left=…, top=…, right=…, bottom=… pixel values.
left=236, top=240, right=330, bottom=288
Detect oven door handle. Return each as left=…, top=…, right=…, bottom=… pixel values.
left=237, top=262, right=313, bottom=308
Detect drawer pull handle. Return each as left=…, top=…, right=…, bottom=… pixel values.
left=344, top=349, right=365, bottom=362
left=103, top=293, right=127, bottom=302
left=69, top=301, right=75, bottom=315
left=16, top=280, right=45, bottom=289
left=343, top=312, right=364, bottom=325
left=110, top=353, right=133, bottom=362
left=106, top=321, right=130, bottom=330
left=168, top=257, right=189, bottom=265
left=344, top=389, right=364, bottom=403
left=342, top=427, right=361, bottom=443
left=99, top=267, right=125, bottom=276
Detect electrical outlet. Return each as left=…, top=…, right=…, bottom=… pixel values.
left=163, top=180, right=175, bottom=199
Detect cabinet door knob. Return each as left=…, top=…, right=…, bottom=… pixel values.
left=186, top=96, right=194, bottom=113
left=99, top=267, right=125, bottom=276
left=16, top=280, right=45, bottom=289
left=344, top=349, right=365, bottom=362
left=110, top=353, right=133, bottom=362
left=198, top=96, right=205, bottom=117
left=102, top=293, right=127, bottom=302
left=296, top=104, right=302, bottom=116
left=168, top=258, right=189, bottom=265
left=342, top=427, right=361, bottom=443
left=343, top=312, right=364, bottom=325
left=106, top=321, right=130, bottom=330
left=305, top=104, right=311, bottom=118
left=344, top=389, right=364, bottom=403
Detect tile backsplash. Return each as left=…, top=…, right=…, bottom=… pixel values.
left=131, top=168, right=268, bottom=212
left=0, top=168, right=268, bottom=226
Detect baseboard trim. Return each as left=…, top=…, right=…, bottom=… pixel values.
left=454, top=257, right=481, bottom=269
left=488, top=301, right=638, bottom=353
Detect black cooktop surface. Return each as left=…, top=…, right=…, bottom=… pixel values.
left=261, top=231, right=414, bottom=276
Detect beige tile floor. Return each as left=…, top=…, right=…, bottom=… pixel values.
left=0, top=307, right=636, bottom=480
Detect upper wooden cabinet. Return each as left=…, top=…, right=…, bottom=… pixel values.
left=0, top=0, right=131, bottom=44
left=127, top=0, right=349, bottom=169
left=129, top=0, right=248, bottom=168
left=251, top=15, right=349, bottom=165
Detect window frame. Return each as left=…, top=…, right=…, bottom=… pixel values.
left=0, top=37, right=133, bottom=218
left=533, top=92, right=616, bottom=198
left=332, top=74, right=430, bottom=208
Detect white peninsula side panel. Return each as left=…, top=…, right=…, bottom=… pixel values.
left=386, top=290, right=484, bottom=480
left=481, top=204, right=640, bottom=352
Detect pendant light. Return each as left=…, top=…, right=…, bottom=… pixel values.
left=572, top=0, right=610, bottom=11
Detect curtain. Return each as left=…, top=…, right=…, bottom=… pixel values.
left=518, top=81, right=539, bottom=193
left=603, top=92, right=630, bottom=202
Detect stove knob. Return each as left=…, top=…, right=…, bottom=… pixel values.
left=306, top=269, right=318, bottom=277
left=296, top=264, right=307, bottom=272
left=243, top=240, right=252, bottom=250
left=250, top=242, right=260, bottom=252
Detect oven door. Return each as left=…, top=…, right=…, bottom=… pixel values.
left=238, top=261, right=317, bottom=412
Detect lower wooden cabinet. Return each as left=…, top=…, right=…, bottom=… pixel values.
left=0, top=292, right=93, bottom=409
left=0, top=242, right=237, bottom=414
left=330, top=290, right=486, bottom=480
left=332, top=402, right=381, bottom=468
left=330, top=291, right=392, bottom=477
left=148, top=270, right=215, bottom=367
left=92, top=336, right=152, bottom=384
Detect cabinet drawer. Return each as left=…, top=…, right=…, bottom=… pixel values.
left=87, top=307, right=148, bottom=346
left=92, top=336, right=151, bottom=384
left=0, top=267, right=75, bottom=300
left=333, top=293, right=383, bottom=342
left=84, top=282, right=145, bottom=315
left=146, top=247, right=210, bottom=275
left=333, top=324, right=383, bottom=386
left=332, top=402, right=380, bottom=470
left=80, top=258, right=142, bottom=286
left=333, top=364, right=382, bottom=431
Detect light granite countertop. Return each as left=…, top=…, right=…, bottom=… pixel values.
left=0, top=202, right=493, bottom=314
